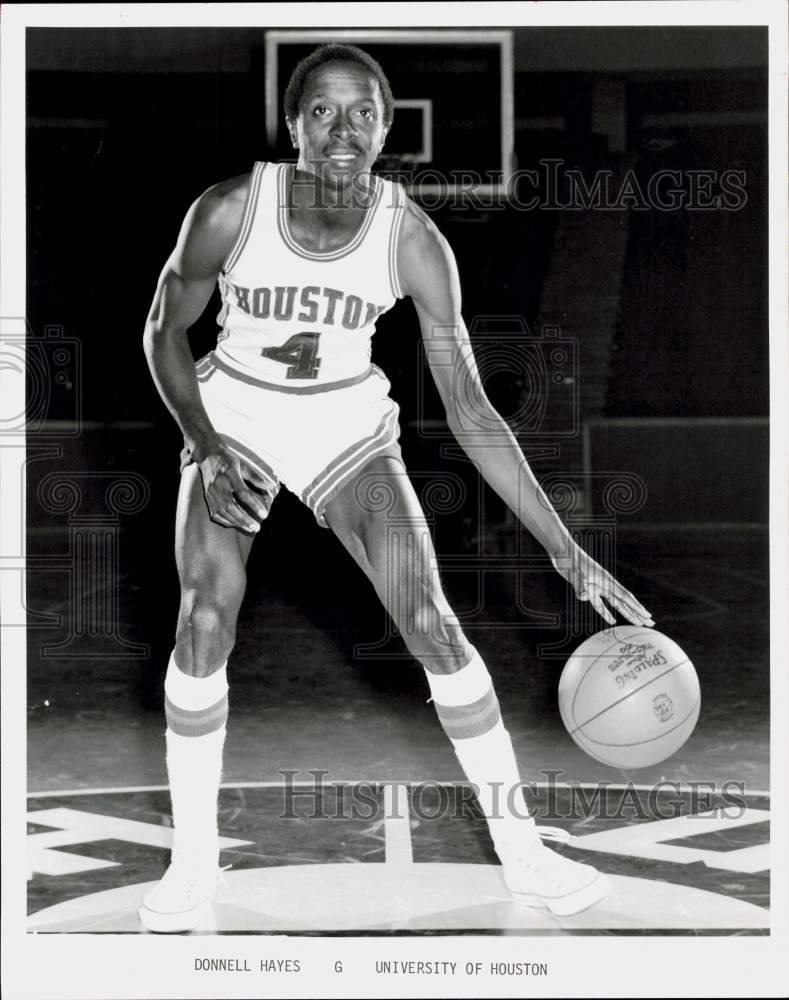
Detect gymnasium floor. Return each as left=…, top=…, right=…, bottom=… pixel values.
left=26, top=521, right=770, bottom=935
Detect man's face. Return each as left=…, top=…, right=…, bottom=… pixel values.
left=286, top=61, right=388, bottom=188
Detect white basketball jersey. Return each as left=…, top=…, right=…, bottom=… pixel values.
left=215, top=162, right=407, bottom=387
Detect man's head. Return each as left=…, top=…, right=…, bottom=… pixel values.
left=284, top=44, right=393, bottom=185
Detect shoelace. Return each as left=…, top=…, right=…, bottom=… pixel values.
left=162, top=852, right=226, bottom=887
left=509, top=850, right=584, bottom=886
left=535, top=825, right=572, bottom=844
left=505, top=826, right=575, bottom=875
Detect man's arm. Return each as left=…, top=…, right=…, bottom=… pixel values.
left=143, top=177, right=241, bottom=461
left=397, top=202, right=653, bottom=627
left=143, top=176, right=269, bottom=532
left=397, top=203, right=573, bottom=555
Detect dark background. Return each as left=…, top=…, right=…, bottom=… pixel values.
left=26, top=26, right=767, bottom=424
left=25, top=28, right=769, bottom=762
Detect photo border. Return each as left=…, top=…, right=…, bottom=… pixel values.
left=2, top=3, right=787, bottom=998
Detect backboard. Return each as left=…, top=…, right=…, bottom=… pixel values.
left=264, top=29, right=514, bottom=200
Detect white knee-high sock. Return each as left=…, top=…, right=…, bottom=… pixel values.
left=164, top=652, right=228, bottom=863
left=424, top=649, right=540, bottom=860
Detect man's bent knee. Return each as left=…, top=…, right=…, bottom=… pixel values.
left=402, top=609, right=473, bottom=675
left=175, top=596, right=238, bottom=677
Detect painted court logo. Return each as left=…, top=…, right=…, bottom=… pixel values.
left=653, top=693, right=675, bottom=723
left=26, top=783, right=769, bottom=934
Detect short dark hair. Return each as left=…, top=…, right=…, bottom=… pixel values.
left=283, top=44, right=394, bottom=129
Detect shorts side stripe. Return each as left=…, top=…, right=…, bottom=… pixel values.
left=219, top=434, right=281, bottom=492
left=303, top=404, right=400, bottom=513
left=223, top=162, right=266, bottom=273
left=312, top=434, right=404, bottom=529
left=301, top=402, right=396, bottom=507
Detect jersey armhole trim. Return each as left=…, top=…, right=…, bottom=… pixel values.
left=222, top=162, right=266, bottom=274
left=388, top=183, right=406, bottom=300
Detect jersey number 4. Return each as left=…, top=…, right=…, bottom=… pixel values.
left=261, top=332, right=321, bottom=380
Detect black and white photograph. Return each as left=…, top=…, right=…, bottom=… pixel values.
left=1, top=2, right=787, bottom=998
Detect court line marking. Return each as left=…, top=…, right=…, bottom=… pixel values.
left=26, top=781, right=771, bottom=798
left=383, top=783, right=413, bottom=865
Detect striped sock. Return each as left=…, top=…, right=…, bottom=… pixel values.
left=163, top=653, right=228, bottom=862
left=425, top=649, right=539, bottom=858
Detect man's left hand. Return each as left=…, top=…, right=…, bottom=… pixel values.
left=550, top=546, right=655, bottom=628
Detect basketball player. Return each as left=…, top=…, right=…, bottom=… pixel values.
left=140, top=44, right=654, bottom=932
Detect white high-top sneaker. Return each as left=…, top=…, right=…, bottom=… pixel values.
left=499, top=826, right=611, bottom=917
left=138, top=849, right=221, bottom=933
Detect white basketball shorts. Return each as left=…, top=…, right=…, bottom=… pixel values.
left=180, top=349, right=404, bottom=528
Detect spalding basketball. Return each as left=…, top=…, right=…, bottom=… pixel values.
left=558, top=626, right=700, bottom=769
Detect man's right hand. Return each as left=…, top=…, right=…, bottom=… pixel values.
left=195, top=440, right=273, bottom=533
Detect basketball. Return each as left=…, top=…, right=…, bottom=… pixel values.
left=558, top=626, right=700, bottom=769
